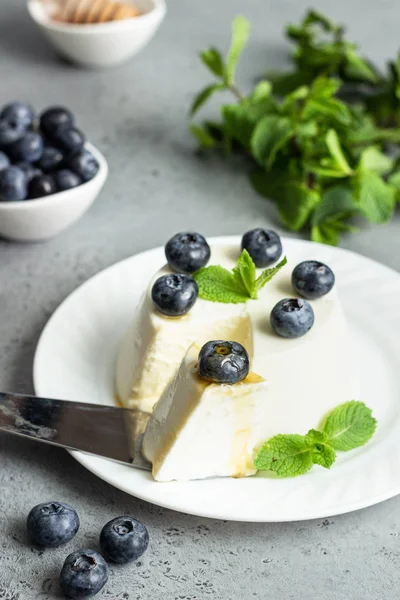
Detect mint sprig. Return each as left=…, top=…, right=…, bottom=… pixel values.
left=254, top=401, right=376, bottom=478
left=189, top=10, right=400, bottom=246
left=193, top=250, right=287, bottom=304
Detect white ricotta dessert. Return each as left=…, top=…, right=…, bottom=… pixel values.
left=116, top=261, right=253, bottom=414
left=137, top=246, right=359, bottom=481
left=142, top=343, right=268, bottom=481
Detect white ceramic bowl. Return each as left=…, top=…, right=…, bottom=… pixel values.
left=0, top=143, right=108, bottom=242
left=27, top=0, right=166, bottom=68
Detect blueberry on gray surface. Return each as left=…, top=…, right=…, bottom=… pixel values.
left=36, top=146, right=64, bottom=172
left=165, top=232, right=211, bottom=273
left=0, top=117, right=27, bottom=145
left=59, top=549, right=109, bottom=599
left=100, top=516, right=149, bottom=564
left=292, top=260, right=335, bottom=299
left=152, top=273, right=198, bottom=317
left=270, top=298, right=315, bottom=338
left=0, top=166, right=27, bottom=201
left=29, top=174, right=57, bottom=199
left=9, top=132, right=44, bottom=163
left=40, top=106, right=74, bottom=138
left=0, top=102, right=34, bottom=129
left=197, top=340, right=250, bottom=384
left=241, top=228, right=282, bottom=268
left=53, top=127, right=85, bottom=155
left=27, top=501, right=79, bottom=547
left=0, top=151, right=10, bottom=171
left=68, top=150, right=99, bottom=182
left=15, top=161, right=42, bottom=182
left=54, top=169, right=82, bottom=191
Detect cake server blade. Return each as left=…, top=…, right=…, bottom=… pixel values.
left=0, top=392, right=151, bottom=471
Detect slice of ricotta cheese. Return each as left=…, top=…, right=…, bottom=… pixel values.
left=116, top=261, right=253, bottom=414
left=142, top=344, right=268, bottom=481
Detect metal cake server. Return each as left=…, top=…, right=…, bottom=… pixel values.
left=0, top=392, right=151, bottom=471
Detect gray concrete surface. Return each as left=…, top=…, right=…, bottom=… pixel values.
left=0, top=0, right=400, bottom=598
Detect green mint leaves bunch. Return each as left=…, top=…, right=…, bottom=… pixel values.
left=189, top=12, right=400, bottom=246
left=192, top=249, right=287, bottom=303
left=254, top=401, right=377, bottom=478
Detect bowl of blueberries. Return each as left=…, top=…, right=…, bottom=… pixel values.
left=0, top=101, right=108, bottom=242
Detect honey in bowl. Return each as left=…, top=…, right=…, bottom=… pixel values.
left=50, top=0, right=140, bottom=24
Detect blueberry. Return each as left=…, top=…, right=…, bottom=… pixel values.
left=9, top=132, right=44, bottom=163
left=15, top=162, right=42, bottom=182
left=197, top=340, right=250, bottom=384
left=36, top=146, right=64, bottom=172
left=0, top=117, right=27, bottom=145
left=52, top=127, right=85, bottom=155
left=0, top=166, right=27, bottom=201
left=60, top=549, right=109, bottom=599
left=40, top=106, right=74, bottom=138
left=292, top=260, right=335, bottom=299
left=68, top=150, right=99, bottom=182
left=152, top=273, right=198, bottom=317
left=100, top=516, right=149, bottom=564
left=270, top=298, right=315, bottom=338
left=0, top=102, right=34, bottom=129
left=165, top=232, right=211, bottom=274
left=241, top=228, right=282, bottom=268
left=0, top=151, right=10, bottom=171
left=27, top=502, right=79, bottom=547
left=54, top=169, right=82, bottom=191
left=29, top=174, right=57, bottom=199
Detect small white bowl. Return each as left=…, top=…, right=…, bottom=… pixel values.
left=0, top=143, right=108, bottom=243
left=27, top=0, right=166, bottom=68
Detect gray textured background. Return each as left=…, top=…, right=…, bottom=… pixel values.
left=1, top=1, right=400, bottom=598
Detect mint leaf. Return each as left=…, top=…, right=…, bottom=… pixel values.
left=190, top=124, right=217, bottom=148
left=193, top=265, right=248, bottom=303
left=358, top=146, right=394, bottom=175
left=251, top=81, right=272, bottom=102
left=232, top=249, right=256, bottom=299
left=255, top=256, right=287, bottom=292
left=200, top=48, right=225, bottom=77
left=354, top=170, right=396, bottom=223
left=312, top=442, right=336, bottom=469
left=277, top=182, right=320, bottom=231
left=254, top=434, right=314, bottom=477
left=190, top=84, right=225, bottom=117
left=322, top=401, right=377, bottom=451
left=325, top=129, right=353, bottom=175
left=312, top=185, right=357, bottom=225
left=388, top=171, right=400, bottom=201
left=222, top=104, right=256, bottom=148
left=193, top=250, right=286, bottom=303
left=344, top=46, right=379, bottom=84
left=304, top=429, right=327, bottom=445
left=226, top=16, right=250, bottom=84
left=251, top=115, right=293, bottom=169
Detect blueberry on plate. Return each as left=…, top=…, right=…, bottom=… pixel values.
left=241, top=228, right=282, bottom=268
left=0, top=102, right=34, bottom=129
left=100, top=516, right=149, bottom=564
left=54, top=169, right=82, bottom=191
left=40, top=106, right=74, bottom=138
left=0, top=151, right=10, bottom=171
left=152, top=273, right=198, bottom=317
left=0, top=166, right=27, bottom=201
left=292, top=260, right=335, bottom=299
left=15, top=162, right=42, bottom=182
left=270, top=298, right=314, bottom=338
left=0, top=117, right=27, bottom=146
left=197, top=340, right=250, bottom=384
left=27, top=501, right=80, bottom=547
left=29, top=174, right=57, bottom=199
left=52, top=127, right=85, bottom=155
left=68, top=150, right=99, bottom=182
left=60, top=549, right=109, bottom=599
left=36, top=146, right=64, bottom=172
left=9, top=132, right=44, bottom=163
left=165, top=232, right=211, bottom=274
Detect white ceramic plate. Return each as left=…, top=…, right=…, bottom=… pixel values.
left=33, top=236, right=400, bottom=522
